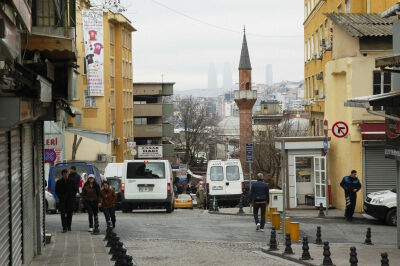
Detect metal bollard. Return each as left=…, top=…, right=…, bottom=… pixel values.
left=349, top=246, right=358, bottom=266
left=381, top=252, right=389, bottom=266
left=268, top=228, right=278, bottom=251
left=106, top=234, right=118, bottom=248
left=315, top=226, right=323, bottom=244
left=265, top=205, right=269, bottom=221
left=104, top=227, right=113, bottom=241
left=364, top=227, right=373, bottom=245
left=290, top=222, right=300, bottom=242
left=300, top=236, right=312, bottom=260
left=318, top=203, right=325, bottom=217
left=271, top=213, right=281, bottom=229
left=282, top=217, right=291, bottom=234
left=321, top=241, right=335, bottom=266
left=283, top=233, right=294, bottom=255
left=237, top=195, right=245, bottom=214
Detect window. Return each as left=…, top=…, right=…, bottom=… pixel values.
left=304, top=42, right=307, bottom=62
left=110, top=59, right=114, bottom=77
left=305, top=3, right=308, bottom=18
left=311, top=35, right=314, bottom=56
left=210, top=166, right=223, bottom=181
left=324, top=20, right=329, bottom=41
left=126, top=162, right=165, bottom=179
left=308, top=0, right=311, bottom=15
left=110, top=91, right=115, bottom=108
left=338, top=4, right=343, bottom=13
left=373, top=71, right=391, bottom=95
left=315, top=30, right=319, bottom=52
left=346, top=0, right=351, bottom=13
left=84, top=90, right=96, bottom=108
left=110, top=25, right=114, bottom=44
left=134, top=118, right=147, bottom=125
left=226, top=166, right=240, bottom=181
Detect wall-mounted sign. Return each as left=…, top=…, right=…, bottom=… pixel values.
left=138, top=145, right=163, bottom=158
left=44, top=134, right=63, bottom=149
left=332, top=121, right=349, bottom=138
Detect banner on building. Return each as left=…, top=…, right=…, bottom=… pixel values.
left=82, top=10, right=104, bottom=96
left=385, top=107, right=400, bottom=159
left=138, top=145, right=163, bottom=158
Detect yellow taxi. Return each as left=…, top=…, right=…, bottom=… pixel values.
left=174, top=194, right=193, bottom=209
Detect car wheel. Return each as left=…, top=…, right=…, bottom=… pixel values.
left=386, top=208, right=397, bottom=226
left=166, top=203, right=173, bottom=213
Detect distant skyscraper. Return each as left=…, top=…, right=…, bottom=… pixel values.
left=266, top=64, right=273, bottom=86
left=208, top=63, right=218, bottom=90
left=222, top=63, right=232, bottom=90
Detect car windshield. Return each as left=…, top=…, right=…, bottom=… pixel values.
left=127, top=162, right=165, bottom=179
left=226, top=166, right=240, bottom=181
left=107, top=179, right=121, bottom=191
left=178, top=194, right=191, bottom=199
left=210, top=166, right=223, bottom=181
left=53, top=165, right=89, bottom=183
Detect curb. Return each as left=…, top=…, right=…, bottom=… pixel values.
left=208, top=211, right=252, bottom=216
left=261, top=247, right=317, bottom=266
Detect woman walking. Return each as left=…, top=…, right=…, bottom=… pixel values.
left=81, top=174, right=101, bottom=233
left=100, top=181, right=117, bottom=228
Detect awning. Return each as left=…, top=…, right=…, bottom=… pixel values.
left=187, top=169, right=203, bottom=179
left=360, top=123, right=385, bottom=141
left=66, top=128, right=110, bottom=144
left=344, top=91, right=400, bottom=108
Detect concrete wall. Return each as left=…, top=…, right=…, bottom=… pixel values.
left=332, top=25, right=359, bottom=60
left=65, top=132, right=111, bottom=162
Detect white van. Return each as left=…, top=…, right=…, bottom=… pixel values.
left=206, top=159, right=244, bottom=207
left=121, top=160, right=174, bottom=213
left=104, top=163, right=123, bottom=179
left=364, top=189, right=397, bottom=226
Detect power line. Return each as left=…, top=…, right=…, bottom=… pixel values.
left=149, top=0, right=302, bottom=39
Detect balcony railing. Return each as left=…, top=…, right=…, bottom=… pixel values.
left=133, top=104, right=173, bottom=117
left=134, top=123, right=174, bottom=138
left=234, top=90, right=257, bottom=100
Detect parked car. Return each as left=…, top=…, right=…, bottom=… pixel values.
left=364, top=188, right=397, bottom=226
left=106, top=176, right=122, bottom=210
left=121, top=160, right=175, bottom=213
left=104, top=163, right=123, bottom=179
left=45, top=190, right=57, bottom=214
left=48, top=161, right=102, bottom=201
left=174, top=194, right=194, bottom=209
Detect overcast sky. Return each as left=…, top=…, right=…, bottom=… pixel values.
left=121, top=0, right=304, bottom=91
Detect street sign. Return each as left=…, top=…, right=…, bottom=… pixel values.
left=44, top=149, right=56, bottom=163
left=245, top=142, right=253, bottom=163
left=332, top=121, right=349, bottom=138
left=323, top=120, right=328, bottom=136
left=323, top=136, right=328, bottom=154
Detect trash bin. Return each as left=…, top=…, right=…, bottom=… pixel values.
left=269, top=189, right=284, bottom=212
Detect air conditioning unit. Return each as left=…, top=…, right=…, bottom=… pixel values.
left=97, top=153, right=106, bottom=162
left=114, top=138, right=121, bottom=146
left=316, top=72, right=323, bottom=80
left=320, top=39, right=326, bottom=48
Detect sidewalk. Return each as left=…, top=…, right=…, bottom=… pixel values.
left=30, top=231, right=113, bottom=266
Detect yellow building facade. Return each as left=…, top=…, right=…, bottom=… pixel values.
left=65, top=0, right=135, bottom=163
left=304, top=0, right=397, bottom=136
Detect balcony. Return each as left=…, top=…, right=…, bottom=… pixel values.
left=234, top=90, right=257, bottom=100
left=134, top=82, right=174, bottom=96
left=134, top=104, right=174, bottom=117
left=134, top=123, right=174, bottom=138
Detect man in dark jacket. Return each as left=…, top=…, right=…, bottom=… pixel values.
left=68, top=166, right=81, bottom=211
left=249, top=173, right=270, bottom=231
left=340, top=170, right=361, bottom=221
left=55, top=169, right=76, bottom=232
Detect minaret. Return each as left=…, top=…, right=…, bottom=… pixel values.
left=234, top=28, right=257, bottom=176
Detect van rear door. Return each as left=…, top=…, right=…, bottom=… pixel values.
left=224, top=161, right=243, bottom=196
left=208, top=163, right=225, bottom=196
left=125, top=161, right=167, bottom=200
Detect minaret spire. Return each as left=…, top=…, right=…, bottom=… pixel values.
left=239, top=27, right=252, bottom=70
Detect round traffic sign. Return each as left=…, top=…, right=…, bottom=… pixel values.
left=332, top=121, right=349, bottom=138
left=323, top=120, right=328, bottom=136
left=44, top=149, right=57, bottom=163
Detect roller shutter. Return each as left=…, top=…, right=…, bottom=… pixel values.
left=10, top=128, right=22, bottom=266
left=365, top=146, right=397, bottom=195
left=0, top=132, right=10, bottom=265
left=22, top=124, right=34, bottom=264
left=35, top=122, right=45, bottom=248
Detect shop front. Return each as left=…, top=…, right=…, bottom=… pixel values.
left=276, top=137, right=330, bottom=209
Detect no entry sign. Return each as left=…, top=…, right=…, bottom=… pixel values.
left=332, top=121, right=349, bottom=138
left=323, top=120, right=328, bottom=136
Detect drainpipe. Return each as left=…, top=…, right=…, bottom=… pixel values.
left=367, top=0, right=371, bottom=13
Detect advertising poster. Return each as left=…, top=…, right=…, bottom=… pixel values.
left=82, top=10, right=104, bottom=96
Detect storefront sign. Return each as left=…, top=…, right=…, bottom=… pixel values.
left=44, top=134, right=63, bottom=149
left=127, top=142, right=136, bottom=148
left=82, top=10, right=104, bottom=96
left=138, top=145, right=163, bottom=158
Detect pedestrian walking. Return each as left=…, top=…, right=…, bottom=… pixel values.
left=249, top=173, right=270, bottom=232
left=77, top=173, right=88, bottom=213
left=340, top=170, right=361, bottom=221
left=196, top=185, right=206, bottom=209
left=100, top=181, right=117, bottom=228
left=55, top=169, right=76, bottom=233
left=68, top=166, right=81, bottom=212
left=82, top=174, right=101, bottom=233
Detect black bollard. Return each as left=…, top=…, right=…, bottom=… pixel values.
left=321, top=241, right=335, bottom=266
left=283, top=233, right=294, bottom=255
left=315, top=226, right=323, bottom=244
left=381, top=252, right=389, bottom=266
left=237, top=195, right=245, bottom=214
left=109, top=240, right=121, bottom=255
left=364, top=227, right=373, bottom=245
left=268, top=228, right=278, bottom=251
left=214, top=197, right=219, bottom=212
left=349, top=247, right=358, bottom=266
left=93, top=215, right=100, bottom=235
left=111, top=242, right=124, bottom=261
left=318, top=203, right=325, bottom=217
left=104, top=227, right=113, bottom=241
left=107, top=235, right=118, bottom=248
left=300, top=236, right=312, bottom=260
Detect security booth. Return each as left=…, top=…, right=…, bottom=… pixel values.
left=275, top=137, right=330, bottom=209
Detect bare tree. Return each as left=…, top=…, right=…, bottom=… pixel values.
left=71, top=134, right=82, bottom=161
left=176, top=96, right=215, bottom=166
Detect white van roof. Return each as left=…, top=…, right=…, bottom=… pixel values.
left=104, top=163, right=123, bottom=178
